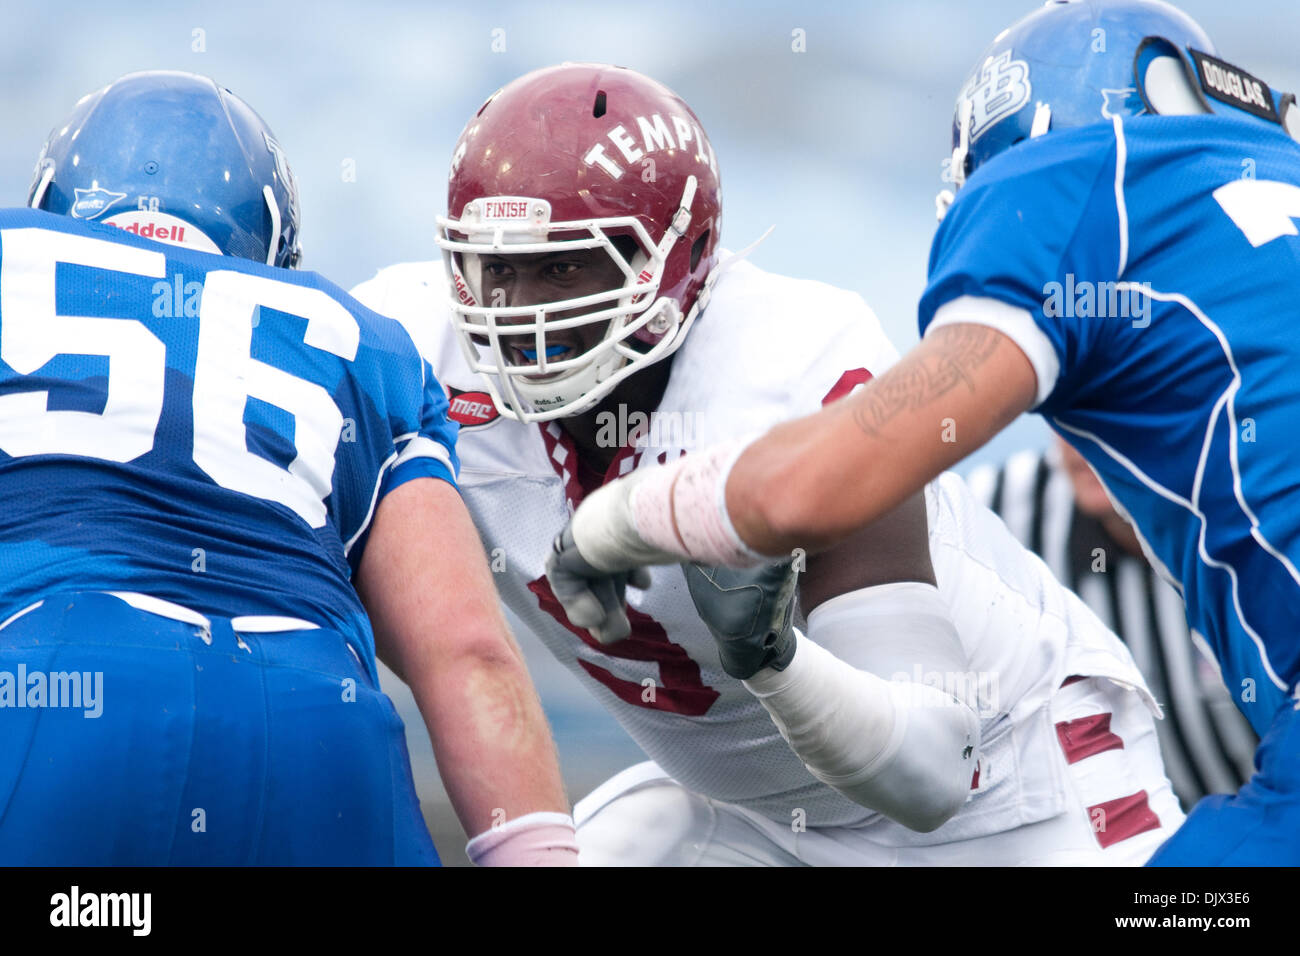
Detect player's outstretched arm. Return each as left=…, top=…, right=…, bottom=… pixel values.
left=357, top=477, right=577, bottom=866
left=729, top=322, right=1037, bottom=555
left=547, top=324, right=1036, bottom=639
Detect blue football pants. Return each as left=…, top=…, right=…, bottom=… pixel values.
left=1148, top=695, right=1300, bottom=865
left=0, top=591, right=439, bottom=865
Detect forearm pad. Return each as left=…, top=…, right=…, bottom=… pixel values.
left=743, top=583, right=980, bottom=832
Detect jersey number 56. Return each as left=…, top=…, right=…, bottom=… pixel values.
left=0, top=228, right=357, bottom=528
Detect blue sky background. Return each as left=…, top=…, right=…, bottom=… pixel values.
left=6, top=0, right=1298, bottom=861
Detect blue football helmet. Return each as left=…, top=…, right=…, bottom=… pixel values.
left=938, top=0, right=1300, bottom=216
left=28, top=71, right=301, bottom=267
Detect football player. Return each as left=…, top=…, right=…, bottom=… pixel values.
left=0, top=71, right=574, bottom=865
left=551, top=0, right=1300, bottom=865
left=354, top=62, right=1183, bottom=864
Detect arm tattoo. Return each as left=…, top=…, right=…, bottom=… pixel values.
left=852, top=324, right=1002, bottom=437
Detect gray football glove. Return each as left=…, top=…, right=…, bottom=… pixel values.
left=682, top=560, right=799, bottom=680
left=546, top=524, right=652, bottom=644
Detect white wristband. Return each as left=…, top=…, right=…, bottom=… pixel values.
left=465, top=811, right=579, bottom=867
left=571, top=440, right=769, bottom=571
left=629, top=439, right=768, bottom=567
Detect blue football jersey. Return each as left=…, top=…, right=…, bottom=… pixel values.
left=919, top=114, right=1300, bottom=737
left=0, top=209, right=458, bottom=669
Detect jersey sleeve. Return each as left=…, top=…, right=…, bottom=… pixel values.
left=350, top=263, right=460, bottom=496
left=792, top=284, right=900, bottom=414
left=380, top=357, right=460, bottom=499
left=336, top=287, right=465, bottom=573
left=675, top=259, right=904, bottom=449
left=917, top=124, right=1126, bottom=413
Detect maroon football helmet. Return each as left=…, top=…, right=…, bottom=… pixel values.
left=436, top=63, right=722, bottom=421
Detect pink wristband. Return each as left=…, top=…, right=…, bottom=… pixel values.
left=630, top=440, right=767, bottom=567
left=465, top=812, right=579, bottom=867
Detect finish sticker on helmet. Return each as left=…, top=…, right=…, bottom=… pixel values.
left=482, top=199, right=532, bottom=220
left=71, top=185, right=127, bottom=220
left=102, top=210, right=222, bottom=254
left=458, top=196, right=553, bottom=239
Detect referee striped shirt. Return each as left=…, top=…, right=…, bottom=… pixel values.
left=965, top=447, right=1257, bottom=810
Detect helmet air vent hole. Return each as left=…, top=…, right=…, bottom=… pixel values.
left=690, top=230, right=710, bottom=271
left=593, top=91, right=607, bottom=118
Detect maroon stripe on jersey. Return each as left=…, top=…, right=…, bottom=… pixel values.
left=1055, top=712, right=1124, bottom=764
left=1060, top=674, right=1089, bottom=688
left=576, top=659, right=718, bottom=717
left=539, top=422, right=586, bottom=508
left=538, top=421, right=660, bottom=507
left=1089, top=790, right=1161, bottom=849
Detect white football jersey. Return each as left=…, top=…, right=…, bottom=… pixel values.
left=351, top=256, right=1158, bottom=842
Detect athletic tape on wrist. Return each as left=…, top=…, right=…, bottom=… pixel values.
left=629, top=439, right=767, bottom=567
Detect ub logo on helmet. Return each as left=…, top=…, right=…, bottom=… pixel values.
left=938, top=0, right=1223, bottom=216
left=960, top=51, right=1033, bottom=143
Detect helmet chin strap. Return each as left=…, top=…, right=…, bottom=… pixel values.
left=950, top=98, right=973, bottom=190
left=936, top=98, right=975, bottom=221
left=1029, top=102, right=1052, bottom=137
left=640, top=175, right=698, bottom=334
left=1285, top=97, right=1300, bottom=143
left=262, top=185, right=281, bottom=267
left=691, top=224, right=774, bottom=317
left=936, top=99, right=1050, bottom=222
left=659, top=175, right=697, bottom=256
left=934, top=190, right=955, bottom=222
left=29, top=164, right=54, bottom=209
